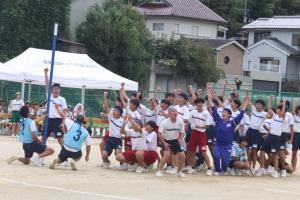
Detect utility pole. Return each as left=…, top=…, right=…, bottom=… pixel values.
left=243, top=0, right=248, bottom=23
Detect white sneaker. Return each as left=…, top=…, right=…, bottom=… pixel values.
left=196, top=164, right=205, bottom=172
left=31, top=156, right=42, bottom=167
left=229, top=168, right=236, bottom=176
left=281, top=170, right=287, bottom=178
left=147, top=164, right=154, bottom=170
left=60, top=161, right=70, bottom=167
left=187, top=168, right=196, bottom=174
left=267, top=166, right=275, bottom=175
left=164, top=165, right=172, bottom=171
left=155, top=170, right=163, bottom=177
left=128, top=164, right=138, bottom=172
left=136, top=166, right=147, bottom=173
left=272, top=170, right=279, bottom=178
left=256, top=168, right=265, bottom=177
left=244, top=170, right=253, bottom=176
left=183, top=166, right=192, bottom=172
left=49, top=158, right=58, bottom=169
left=70, top=161, right=77, bottom=170
left=166, top=167, right=177, bottom=175
left=101, top=161, right=111, bottom=169
left=177, top=171, right=187, bottom=178
left=235, top=169, right=242, bottom=176
left=214, top=172, right=220, bottom=176
left=119, top=163, right=129, bottom=170
left=206, top=169, right=212, bottom=176
left=40, top=157, right=45, bottom=165
left=7, top=156, right=17, bottom=164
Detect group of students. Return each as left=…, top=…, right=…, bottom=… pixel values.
left=5, top=71, right=300, bottom=178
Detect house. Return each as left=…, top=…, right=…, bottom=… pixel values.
left=137, top=0, right=227, bottom=39
left=243, top=16, right=300, bottom=92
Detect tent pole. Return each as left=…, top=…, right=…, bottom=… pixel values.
left=28, top=81, right=31, bottom=102
left=21, top=81, right=25, bottom=100
left=81, top=86, right=86, bottom=108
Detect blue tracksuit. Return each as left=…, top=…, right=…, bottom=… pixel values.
left=211, top=106, right=244, bottom=172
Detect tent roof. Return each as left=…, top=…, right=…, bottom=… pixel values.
left=0, top=48, right=138, bottom=90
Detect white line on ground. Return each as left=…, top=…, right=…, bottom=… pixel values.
left=0, top=177, right=141, bottom=200
left=229, top=184, right=300, bottom=195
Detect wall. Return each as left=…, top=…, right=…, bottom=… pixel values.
left=146, top=16, right=219, bottom=39
left=218, top=44, right=243, bottom=76
left=287, top=57, right=300, bottom=80
left=69, top=0, right=105, bottom=40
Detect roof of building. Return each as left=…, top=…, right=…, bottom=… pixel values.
left=137, top=0, right=226, bottom=23
left=248, top=38, right=299, bottom=56
left=196, top=38, right=247, bottom=52
left=243, top=16, right=300, bottom=29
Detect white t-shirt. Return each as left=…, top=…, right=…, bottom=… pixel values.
left=174, top=105, right=190, bottom=122
left=240, top=114, right=250, bottom=136
left=146, top=130, right=157, bottom=151
left=126, top=108, right=142, bottom=128
left=187, top=104, right=195, bottom=112
left=282, top=112, right=294, bottom=133
left=156, top=106, right=169, bottom=126
left=108, top=111, right=123, bottom=138
left=125, top=128, right=147, bottom=151
left=190, top=110, right=210, bottom=132
left=217, top=107, right=224, bottom=117
left=260, top=118, right=272, bottom=134
left=137, top=104, right=147, bottom=124
left=223, top=99, right=231, bottom=109
left=294, top=115, right=300, bottom=133
left=48, top=95, right=67, bottom=118
left=269, top=114, right=284, bottom=136
left=145, top=107, right=157, bottom=123
left=29, top=121, right=37, bottom=132
left=250, top=105, right=267, bottom=130
left=11, top=99, right=24, bottom=111
left=158, top=118, right=185, bottom=140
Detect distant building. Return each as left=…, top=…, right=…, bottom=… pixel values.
left=243, top=16, right=300, bottom=92
left=137, top=0, right=227, bottom=39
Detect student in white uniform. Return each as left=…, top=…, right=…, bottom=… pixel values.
left=292, top=104, right=300, bottom=171
left=156, top=106, right=186, bottom=178
left=10, top=92, right=24, bottom=137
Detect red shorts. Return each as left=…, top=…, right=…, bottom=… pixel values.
left=143, top=151, right=158, bottom=165
left=102, top=130, right=109, bottom=143
left=125, top=136, right=132, bottom=147
left=188, top=130, right=207, bottom=152
left=122, top=150, right=137, bottom=163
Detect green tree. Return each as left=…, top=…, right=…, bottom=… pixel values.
left=0, top=0, right=70, bottom=62
left=154, top=38, right=222, bottom=86
left=76, top=0, right=153, bottom=84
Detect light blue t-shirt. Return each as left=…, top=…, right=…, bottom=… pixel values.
left=231, top=143, right=247, bottom=162
left=19, top=118, right=37, bottom=144
left=64, top=122, right=89, bottom=151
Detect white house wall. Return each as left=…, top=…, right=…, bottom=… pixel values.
left=287, top=57, right=300, bottom=80
left=146, top=16, right=218, bottom=39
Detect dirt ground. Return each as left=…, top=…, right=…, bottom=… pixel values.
left=0, top=136, right=300, bottom=200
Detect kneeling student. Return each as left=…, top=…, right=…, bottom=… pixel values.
left=135, top=120, right=158, bottom=173
left=49, top=115, right=91, bottom=170
left=117, top=116, right=147, bottom=172
left=7, top=106, right=54, bottom=166
left=229, top=136, right=252, bottom=176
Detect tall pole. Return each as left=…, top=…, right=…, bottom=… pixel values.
left=243, top=0, right=248, bottom=24
left=43, top=23, right=58, bottom=144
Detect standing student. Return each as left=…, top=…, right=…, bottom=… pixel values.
left=165, top=92, right=175, bottom=106
left=10, top=92, right=24, bottom=137
left=7, top=106, right=54, bottom=166
left=49, top=115, right=91, bottom=170
left=291, top=102, right=300, bottom=171
left=44, top=68, right=68, bottom=146
left=186, top=98, right=212, bottom=175
left=231, top=99, right=242, bottom=143
left=156, top=107, right=186, bottom=178
left=207, top=85, right=248, bottom=175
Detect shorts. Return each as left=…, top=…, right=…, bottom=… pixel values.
left=104, top=136, right=122, bottom=156
left=11, top=111, right=21, bottom=123
left=23, top=141, right=46, bottom=158
left=292, top=132, right=300, bottom=151
left=143, top=151, right=158, bottom=165
left=188, top=130, right=207, bottom=153
left=250, top=130, right=265, bottom=150
left=262, top=134, right=281, bottom=154
left=102, top=130, right=109, bottom=143
left=58, top=147, right=82, bottom=162
left=122, top=150, right=137, bottom=163
left=206, top=125, right=215, bottom=145
left=164, top=139, right=183, bottom=154
left=280, top=132, right=289, bottom=150
left=45, top=118, right=64, bottom=138
left=246, top=128, right=256, bottom=147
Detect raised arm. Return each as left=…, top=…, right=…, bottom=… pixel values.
left=44, top=68, right=49, bottom=97
left=188, top=85, right=197, bottom=105
left=291, top=99, right=297, bottom=115
left=268, top=96, right=273, bottom=113
left=207, top=83, right=220, bottom=122
left=119, top=83, right=128, bottom=108
left=233, top=98, right=249, bottom=125
left=221, top=79, right=227, bottom=98
left=103, top=91, right=110, bottom=114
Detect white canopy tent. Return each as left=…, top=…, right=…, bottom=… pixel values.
left=0, top=48, right=138, bottom=105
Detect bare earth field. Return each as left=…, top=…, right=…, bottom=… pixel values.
left=0, top=136, right=300, bottom=200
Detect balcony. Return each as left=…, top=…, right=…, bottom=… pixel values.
left=244, top=63, right=282, bottom=73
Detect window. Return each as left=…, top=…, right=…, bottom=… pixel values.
left=260, top=58, right=280, bottom=72
left=174, top=24, right=180, bottom=33
left=254, top=31, right=271, bottom=43
left=224, top=56, right=230, bottom=64
left=192, top=26, right=199, bottom=36
left=292, top=34, right=300, bottom=46
left=152, top=23, right=164, bottom=32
